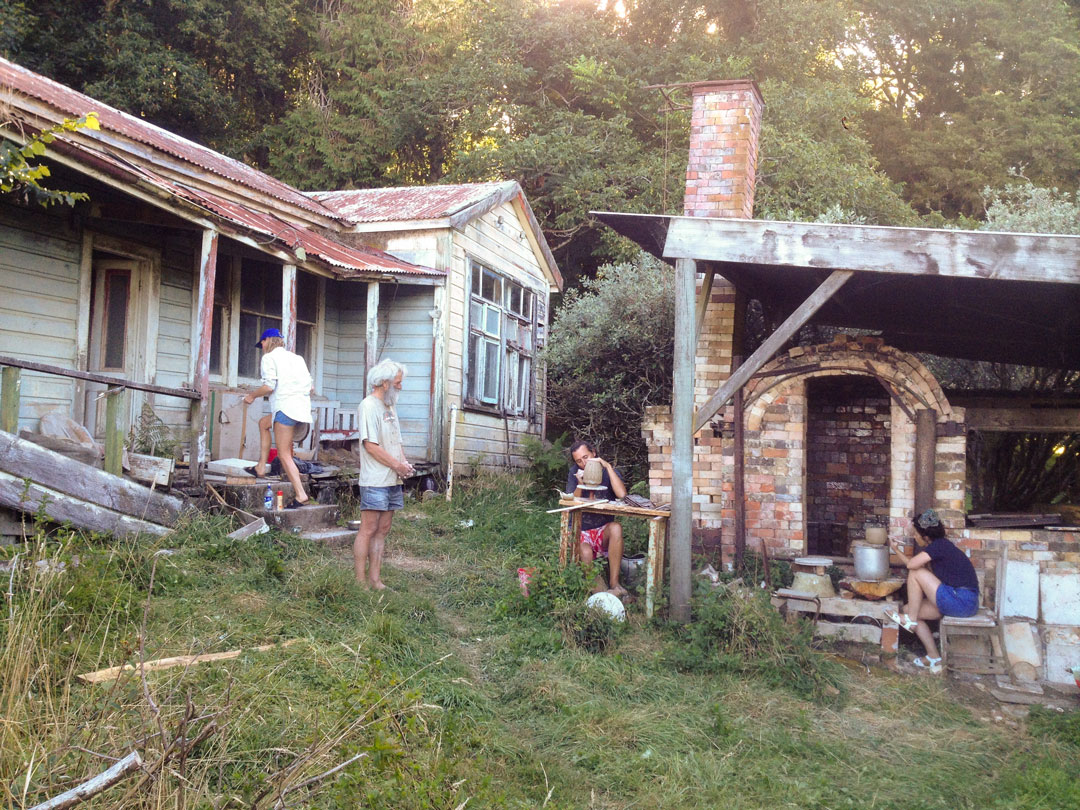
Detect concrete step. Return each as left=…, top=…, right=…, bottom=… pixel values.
left=301, top=527, right=355, bottom=547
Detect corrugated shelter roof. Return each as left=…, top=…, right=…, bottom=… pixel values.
left=311, top=182, right=517, bottom=223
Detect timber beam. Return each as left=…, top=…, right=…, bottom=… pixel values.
left=693, top=270, right=854, bottom=433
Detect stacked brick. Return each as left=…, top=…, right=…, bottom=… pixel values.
left=645, top=336, right=963, bottom=561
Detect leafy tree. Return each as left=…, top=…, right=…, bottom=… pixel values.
left=848, top=0, right=1080, bottom=218
left=542, top=253, right=674, bottom=481
left=0, top=112, right=99, bottom=207
left=2, top=0, right=315, bottom=160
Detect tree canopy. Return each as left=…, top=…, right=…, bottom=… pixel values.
left=7, top=1, right=1079, bottom=280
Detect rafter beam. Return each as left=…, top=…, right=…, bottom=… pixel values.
left=693, top=270, right=853, bottom=433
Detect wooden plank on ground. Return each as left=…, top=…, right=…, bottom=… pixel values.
left=127, top=453, right=175, bottom=488
left=77, top=639, right=302, bottom=684
left=0, top=470, right=170, bottom=538
left=815, top=622, right=882, bottom=644
left=0, top=429, right=182, bottom=524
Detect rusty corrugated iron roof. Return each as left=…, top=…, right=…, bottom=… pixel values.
left=0, top=57, right=331, bottom=218
left=0, top=57, right=441, bottom=279
left=311, top=182, right=517, bottom=223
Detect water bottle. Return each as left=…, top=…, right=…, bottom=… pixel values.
left=264, top=484, right=273, bottom=511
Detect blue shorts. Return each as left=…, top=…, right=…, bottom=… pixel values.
left=360, top=485, right=404, bottom=512
left=936, top=584, right=979, bottom=617
left=273, top=410, right=300, bottom=426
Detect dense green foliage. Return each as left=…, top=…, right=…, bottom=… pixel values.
left=5, top=474, right=1080, bottom=808
left=541, top=254, right=674, bottom=478
left=6, top=1, right=1080, bottom=279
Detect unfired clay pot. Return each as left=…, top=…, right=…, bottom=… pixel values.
left=582, top=458, right=604, bottom=486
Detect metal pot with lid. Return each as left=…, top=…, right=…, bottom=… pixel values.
left=852, top=542, right=890, bottom=581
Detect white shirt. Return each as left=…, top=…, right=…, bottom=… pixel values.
left=357, top=394, right=404, bottom=487
left=260, top=347, right=312, bottom=423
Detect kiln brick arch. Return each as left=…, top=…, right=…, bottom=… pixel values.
left=743, top=336, right=952, bottom=432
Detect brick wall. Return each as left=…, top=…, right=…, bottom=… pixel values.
left=644, top=335, right=964, bottom=561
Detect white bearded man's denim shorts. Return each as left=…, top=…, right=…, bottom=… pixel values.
left=360, top=485, right=404, bottom=512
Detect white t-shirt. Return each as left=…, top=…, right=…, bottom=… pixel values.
left=357, top=394, right=404, bottom=487
left=260, top=347, right=312, bottom=423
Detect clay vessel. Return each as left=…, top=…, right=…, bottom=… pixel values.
left=582, top=458, right=604, bottom=486
left=865, top=526, right=888, bottom=546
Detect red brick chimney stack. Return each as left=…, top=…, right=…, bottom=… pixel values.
left=683, top=80, right=764, bottom=219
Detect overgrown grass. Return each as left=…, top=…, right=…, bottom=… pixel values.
left=2, top=471, right=1078, bottom=808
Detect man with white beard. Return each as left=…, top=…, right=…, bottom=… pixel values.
left=354, top=359, right=414, bottom=589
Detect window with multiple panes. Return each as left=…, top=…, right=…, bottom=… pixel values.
left=466, top=260, right=539, bottom=415
left=238, top=259, right=282, bottom=379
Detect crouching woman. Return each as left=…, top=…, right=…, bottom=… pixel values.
left=886, top=509, right=979, bottom=673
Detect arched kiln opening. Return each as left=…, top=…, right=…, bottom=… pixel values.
left=805, top=376, right=892, bottom=556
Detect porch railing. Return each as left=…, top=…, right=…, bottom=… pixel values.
left=0, top=354, right=201, bottom=479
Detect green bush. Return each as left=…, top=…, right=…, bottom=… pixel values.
left=520, top=431, right=570, bottom=495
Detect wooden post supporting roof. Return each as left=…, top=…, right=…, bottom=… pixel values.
left=283, top=264, right=297, bottom=352
left=366, top=281, right=380, bottom=382
left=670, top=259, right=696, bottom=623
left=189, top=229, right=218, bottom=484
left=693, top=270, right=854, bottom=434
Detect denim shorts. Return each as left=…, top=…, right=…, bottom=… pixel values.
left=936, top=584, right=979, bottom=617
left=360, top=485, right=404, bottom=512
left=273, top=410, right=300, bottom=426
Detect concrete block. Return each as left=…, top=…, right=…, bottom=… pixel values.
left=1043, top=626, right=1080, bottom=686
left=1002, top=559, right=1039, bottom=619
left=1041, top=572, right=1080, bottom=625
left=1002, top=621, right=1041, bottom=682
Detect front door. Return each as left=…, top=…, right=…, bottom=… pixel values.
left=84, top=255, right=155, bottom=439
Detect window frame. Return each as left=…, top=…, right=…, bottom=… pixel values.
left=464, top=259, right=539, bottom=417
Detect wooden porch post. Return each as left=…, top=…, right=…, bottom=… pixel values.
left=103, top=385, right=126, bottom=476
left=671, top=258, right=696, bottom=623
left=189, top=229, right=219, bottom=485
left=282, top=264, right=297, bottom=351
left=1, top=366, right=20, bottom=434
left=365, top=281, right=380, bottom=382
left=733, top=356, right=746, bottom=572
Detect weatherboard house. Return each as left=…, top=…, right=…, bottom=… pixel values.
left=0, top=56, right=562, bottom=498
left=596, top=80, right=1080, bottom=687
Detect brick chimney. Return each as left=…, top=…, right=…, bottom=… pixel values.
left=682, top=80, right=763, bottom=408
left=683, top=80, right=764, bottom=219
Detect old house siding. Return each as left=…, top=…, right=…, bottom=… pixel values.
left=381, top=284, right=436, bottom=462
left=153, top=236, right=197, bottom=429
left=324, top=280, right=368, bottom=419
left=447, top=201, right=549, bottom=471
left=0, top=203, right=82, bottom=431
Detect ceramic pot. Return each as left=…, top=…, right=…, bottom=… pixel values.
left=582, top=458, right=604, bottom=486
left=852, top=542, right=890, bottom=582
left=865, top=526, right=888, bottom=546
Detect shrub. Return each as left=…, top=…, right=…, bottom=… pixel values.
left=543, top=253, right=674, bottom=481
left=520, top=431, right=570, bottom=496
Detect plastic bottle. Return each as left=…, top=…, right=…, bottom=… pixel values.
left=264, top=484, right=273, bottom=511
left=276, top=490, right=284, bottom=511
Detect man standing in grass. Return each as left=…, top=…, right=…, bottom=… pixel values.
left=567, top=439, right=628, bottom=598
left=354, top=359, right=414, bottom=589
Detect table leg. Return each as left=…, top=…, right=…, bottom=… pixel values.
left=559, top=511, right=571, bottom=567
left=646, top=517, right=664, bottom=619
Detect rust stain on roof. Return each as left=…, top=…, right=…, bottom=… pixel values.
left=311, top=182, right=516, bottom=223
left=0, top=57, right=330, bottom=218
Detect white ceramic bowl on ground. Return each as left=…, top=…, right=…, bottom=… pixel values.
left=586, top=591, right=627, bottom=622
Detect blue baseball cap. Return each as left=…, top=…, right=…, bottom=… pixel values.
left=255, top=327, right=283, bottom=347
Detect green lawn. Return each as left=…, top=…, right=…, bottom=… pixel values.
left=2, top=473, right=1078, bottom=809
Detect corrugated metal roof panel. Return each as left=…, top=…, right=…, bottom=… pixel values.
left=0, top=57, right=331, bottom=218
left=311, top=182, right=515, bottom=223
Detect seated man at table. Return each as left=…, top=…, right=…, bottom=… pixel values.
left=567, top=439, right=628, bottom=598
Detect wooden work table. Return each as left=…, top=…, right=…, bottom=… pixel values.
left=556, top=498, right=670, bottom=618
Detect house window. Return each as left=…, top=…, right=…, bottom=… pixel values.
left=466, top=260, right=538, bottom=415
left=238, top=259, right=282, bottom=378
left=209, top=263, right=231, bottom=377
left=100, top=268, right=130, bottom=370
left=295, top=271, right=318, bottom=368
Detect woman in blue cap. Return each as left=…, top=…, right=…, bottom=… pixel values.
left=243, top=328, right=313, bottom=507
left=886, top=509, right=980, bottom=673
